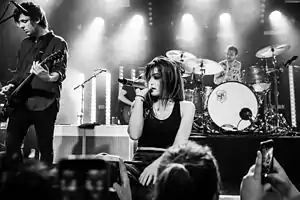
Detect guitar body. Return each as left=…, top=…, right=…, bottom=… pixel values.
left=0, top=81, right=32, bottom=122
left=119, top=104, right=131, bottom=125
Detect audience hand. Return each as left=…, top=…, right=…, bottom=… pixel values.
left=113, top=158, right=132, bottom=200
left=139, top=159, right=160, bottom=186
left=267, top=158, right=300, bottom=200
left=240, top=151, right=271, bottom=200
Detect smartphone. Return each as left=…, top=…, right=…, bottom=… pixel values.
left=94, top=154, right=121, bottom=188
left=259, top=139, right=274, bottom=184
left=58, top=158, right=110, bottom=200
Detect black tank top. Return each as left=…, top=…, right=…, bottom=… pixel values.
left=138, top=101, right=181, bottom=148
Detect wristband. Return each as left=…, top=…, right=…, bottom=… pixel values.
left=135, top=95, right=145, bottom=101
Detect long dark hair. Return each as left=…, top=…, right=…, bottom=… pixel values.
left=144, top=56, right=184, bottom=106
left=13, top=1, right=48, bottom=29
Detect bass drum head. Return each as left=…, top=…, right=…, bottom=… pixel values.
left=207, top=81, right=258, bottom=131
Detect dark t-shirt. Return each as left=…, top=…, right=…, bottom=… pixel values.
left=138, top=101, right=181, bottom=148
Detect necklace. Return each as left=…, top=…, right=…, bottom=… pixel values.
left=152, top=100, right=174, bottom=119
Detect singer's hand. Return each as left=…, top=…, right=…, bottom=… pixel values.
left=135, top=87, right=149, bottom=98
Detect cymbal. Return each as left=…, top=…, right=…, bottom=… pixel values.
left=166, top=50, right=196, bottom=62
left=183, top=58, right=223, bottom=75
left=256, top=44, right=291, bottom=58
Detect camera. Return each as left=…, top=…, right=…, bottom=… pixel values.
left=58, top=155, right=121, bottom=200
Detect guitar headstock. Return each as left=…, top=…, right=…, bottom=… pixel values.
left=41, top=50, right=66, bottom=65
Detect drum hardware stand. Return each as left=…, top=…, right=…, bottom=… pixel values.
left=261, top=52, right=292, bottom=135
left=195, top=61, right=216, bottom=134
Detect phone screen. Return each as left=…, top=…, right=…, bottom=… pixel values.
left=259, top=139, right=274, bottom=183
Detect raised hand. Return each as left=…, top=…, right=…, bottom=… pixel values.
left=240, top=151, right=271, bottom=200
left=267, top=158, right=300, bottom=199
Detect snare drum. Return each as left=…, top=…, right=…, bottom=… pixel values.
left=207, top=82, right=258, bottom=131
left=247, top=65, right=270, bottom=92
left=184, top=87, right=213, bottom=115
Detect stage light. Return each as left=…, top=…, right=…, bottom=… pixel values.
left=176, top=13, right=198, bottom=42
left=112, top=14, right=148, bottom=62
left=105, top=72, right=111, bottom=125
left=132, top=14, right=144, bottom=26
left=219, top=13, right=231, bottom=23
left=91, top=76, right=97, bottom=123
left=269, top=10, right=282, bottom=21
left=182, top=13, right=194, bottom=24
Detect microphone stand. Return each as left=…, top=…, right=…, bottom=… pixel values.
left=73, top=69, right=106, bottom=156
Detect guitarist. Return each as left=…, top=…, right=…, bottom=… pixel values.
left=0, top=2, right=68, bottom=165
left=118, top=84, right=136, bottom=125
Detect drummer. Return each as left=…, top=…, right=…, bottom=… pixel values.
left=214, top=45, right=242, bottom=85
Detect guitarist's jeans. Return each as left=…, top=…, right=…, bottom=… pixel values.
left=5, top=100, right=58, bottom=165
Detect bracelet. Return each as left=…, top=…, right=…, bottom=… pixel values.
left=135, top=95, right=145, bottom=101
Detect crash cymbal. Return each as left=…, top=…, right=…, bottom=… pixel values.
left=183, top=58, right=223, bottom=75
left=256, top=44, right=291, bottom=58
left=166, top=50, right=197, bottom=62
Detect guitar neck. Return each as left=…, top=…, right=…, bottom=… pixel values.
left=11, top=73, right=34, bottom=96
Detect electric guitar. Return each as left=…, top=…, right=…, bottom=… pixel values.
left=0, top=50, right=65, bottom=122
left=120, top=104, right=131, bottom=124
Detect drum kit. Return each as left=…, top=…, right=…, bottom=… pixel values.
left=166, top=44, right=293, bottom=135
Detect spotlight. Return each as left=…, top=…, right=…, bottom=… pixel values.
left=269, top=10, right=282, bottom=21
left=132, top=14, right=144, bottom=26
left=182, top=13, right=194, bottom=23
left=219, top=13, right=231, bottom=23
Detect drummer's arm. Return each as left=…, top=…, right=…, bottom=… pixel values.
left=237, top=63, right=242, bottom=82
left=214, top=71, right=225, bottom=85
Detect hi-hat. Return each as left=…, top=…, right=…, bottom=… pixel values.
left=166, top=50, right=196, bottom=62
left=256, top=44, right=291, bottom=58
left=183, top=58, right=223, bottom=75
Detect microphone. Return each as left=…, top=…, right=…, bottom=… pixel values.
left=118, top=78, right=146, bottom=89
left=239, top=108, right=254, bottom=123
left=284, top=56, right=298, bottom=67
left=10, top=1, right=28, bottom=15
left=94, top=68, right=107, bottom=72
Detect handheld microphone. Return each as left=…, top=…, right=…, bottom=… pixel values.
left=239, top=107, right=254, bottom=123
left=118, top=78, right=146, bottom=89
left=10, top=1, right=28, bottom=15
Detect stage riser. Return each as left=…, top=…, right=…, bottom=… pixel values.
left=53, top=125, right=135, bottom=163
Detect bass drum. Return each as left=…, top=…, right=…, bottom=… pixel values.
left=207, top=82, right=258, bottom=131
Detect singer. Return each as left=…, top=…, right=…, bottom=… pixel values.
left=0, top=2, right=68, bottom=166
left=214, top=45, right=243, bottom=85
left=125, top=56, right=195, bottom=200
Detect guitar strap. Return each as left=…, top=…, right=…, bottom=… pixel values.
left=21, top=33, right=55, bottom=86
left=31, top=33, right=55, bottom=70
